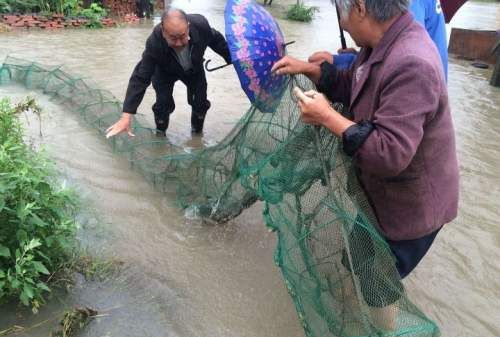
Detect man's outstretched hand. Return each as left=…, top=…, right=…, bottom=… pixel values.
left=106, top=112, right=135, bottom=139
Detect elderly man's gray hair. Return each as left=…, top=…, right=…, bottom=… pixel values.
left=333, top=0, right=410, bottom=22
left=161, top=6, right=188, bottom=26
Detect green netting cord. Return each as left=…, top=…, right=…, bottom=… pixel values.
left=0, top=57, right=440, bottom=337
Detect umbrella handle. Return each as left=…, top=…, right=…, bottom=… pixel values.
left=204, top=59, right=232, bottom=72
left=335, top=4, right=347, bottom=49
left=205, top=41, right=295, bottom=72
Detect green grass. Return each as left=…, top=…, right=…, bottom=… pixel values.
left=286, top=1, right=319, bottom=22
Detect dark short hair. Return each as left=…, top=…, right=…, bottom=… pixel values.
left=161, top=6, right=188, bottom=27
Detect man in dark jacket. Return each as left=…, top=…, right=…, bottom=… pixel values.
left=106, top=7, right=231, bottom=138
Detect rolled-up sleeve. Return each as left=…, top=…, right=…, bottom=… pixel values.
left=342, top=120, right=375, bottom=156
left=353, top=55, right=441, bottom=177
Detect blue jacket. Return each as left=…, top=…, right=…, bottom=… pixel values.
left=410, top=0, right=448, bottom=79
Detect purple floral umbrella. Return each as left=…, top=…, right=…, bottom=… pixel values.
left=223, top=0, right=290, bottom=113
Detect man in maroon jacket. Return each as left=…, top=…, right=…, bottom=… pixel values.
left=272, top=0, right=459, bottom=330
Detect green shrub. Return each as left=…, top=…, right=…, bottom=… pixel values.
left=0, top=0, right=63, bottom=14
left=38, top=0, right=65, bottom=13
left=0, top=97, right=78, bottom=312
left=286, top=1, right=319, bottom=22
left=0, top=0, right=105, bottom=19
left=0, top=0, right=12, bottom=13
left=62, top=0, right=80, bottom=16
left=77, top=2, right=106, bottom=28
left=1, top=0, right=40, bottom=13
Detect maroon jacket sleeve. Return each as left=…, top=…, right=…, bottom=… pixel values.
left=354, top=55, right=441, bottom=177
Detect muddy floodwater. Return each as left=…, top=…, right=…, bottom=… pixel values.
left=0, top=1, right=499, bottom=336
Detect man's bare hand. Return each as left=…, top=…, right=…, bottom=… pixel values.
left=105, top=113, right=135, bottom=139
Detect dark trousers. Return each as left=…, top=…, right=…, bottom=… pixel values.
left=136, top=0, right=153, bottom=18
left=342, top=219, right=441, bottom=307
left=151, top=67, right=211, bottom=131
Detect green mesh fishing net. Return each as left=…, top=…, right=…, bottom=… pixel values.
left=0, top=57, right=439, bottom=337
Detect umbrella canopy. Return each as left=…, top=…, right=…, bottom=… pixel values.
left=225, top=0, right=288, bottom=113
left=441, top=0, right=468, bottom=23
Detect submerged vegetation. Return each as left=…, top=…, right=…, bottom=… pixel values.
left=55, top=248, right=123, bottom=286
left=51, top=307, right=99, bottom=337
left=0, top=305, right=101, bottom=337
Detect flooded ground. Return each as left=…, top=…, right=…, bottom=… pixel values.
left=0, top=1, right=499, bottom=336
